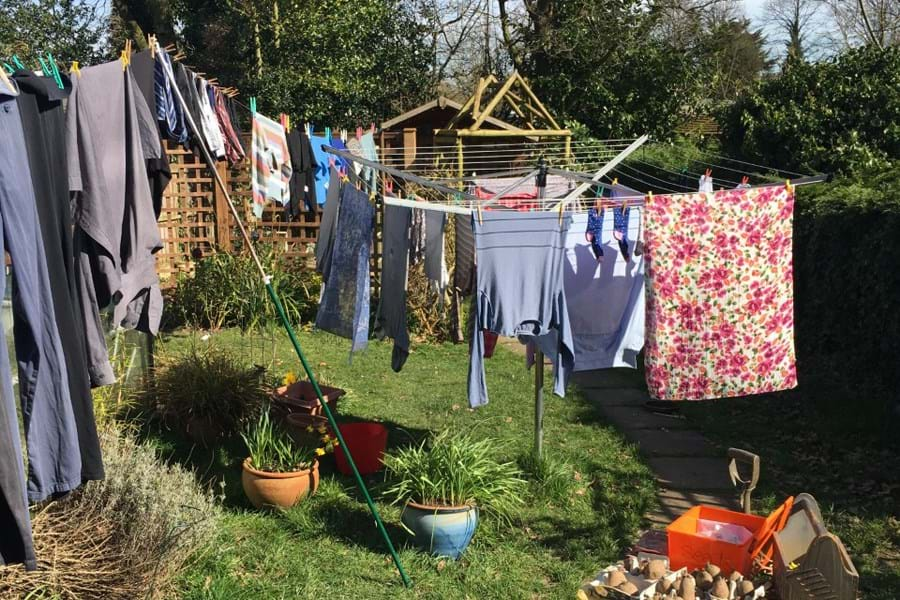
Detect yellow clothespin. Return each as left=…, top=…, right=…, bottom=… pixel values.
left=558, top=201, right=564, bottom=226
left=148, top=34, right=157, bottom=58
left=69, top=61, right=81, bottom=78
left=612, top=177, right=618, bottom=186
left=785, top=179, right=793, bottom=194
left=120, top=39, right=132, bottom=70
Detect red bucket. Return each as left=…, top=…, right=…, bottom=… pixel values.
left=334, top=423, right=388, bottom=475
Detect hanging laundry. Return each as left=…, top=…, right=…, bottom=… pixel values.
left=474, top=175, right=572, bottom=211
left=699, top=172, right=714, bottom=192
left=454, top=213, right=476, bottom=296
left=425, top=210, right=449, bottom=292
left=315, top=166, right=342, bottom=282
left=174, top=62, right=207, bottom=155
left=67, top=59, right=165, bottom=387
left=213, top=87, right=245, bottom=166
left=409, top=208, right=426, bottom=266
left=360, top=131, right=379, bottom=192
left=308, top=131, right=332, bottom=205
left=347, top=135, right=365, bottom=176
left=14, top=68, right=104, bottom=484
left=315, top=185, right=375, bottom=358
left=3, top=81, right=83, bottom=503
left=153, top=47, right=188, bottom=145
left=250, top=111, right=292, bottom=219
left=329, top=136, right=353, bottom=173
left=226, top=95, right=247, bottom=155
left=130, top=49, right=172, bottom=218
left=565, top=211, right=645, bottom=371
left=469, top=212, right=574, bottom=408
left=643, top=186, right=798, bottom=401
left=374, top=205, right=412, bottom=372
left=195, top=76, right=225, bottom=160
left=285, top=128, right=312, bottom=218
left=612, top=203, right=631, bottom=262
left=586, top=206, right=604, bottom=260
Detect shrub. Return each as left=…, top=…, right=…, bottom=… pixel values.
left=382, top=430, right=526, bottom=521
left=720, top=46, right=900, bottom=174
left=148, top=344, right=267, bottom=442
left=164, top=245, right=321, bottom=331
left=0, top=426, right=220, bottom=599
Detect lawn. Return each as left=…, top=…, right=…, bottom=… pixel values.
left=681, top=394, right=900, bottom=599
left=145, top=328, right=658, bottom=599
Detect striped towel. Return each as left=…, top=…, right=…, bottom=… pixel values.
left=251, top=112, right=292, bottom=219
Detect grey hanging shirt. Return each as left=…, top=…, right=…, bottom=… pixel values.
left=67, top=60, right=164, bottom=386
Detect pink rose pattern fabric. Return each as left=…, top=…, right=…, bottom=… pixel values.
left=644, top=185, right=798, bottom=401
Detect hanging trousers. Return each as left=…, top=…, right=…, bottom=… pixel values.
left=374, top=205, right=412, bottom=372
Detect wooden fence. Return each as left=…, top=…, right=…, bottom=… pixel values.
left=157, top=142, right=322, bottom=284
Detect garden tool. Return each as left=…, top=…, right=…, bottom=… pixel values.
left=728, top=447, right=760, bottom=513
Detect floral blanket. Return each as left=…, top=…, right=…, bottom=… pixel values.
left=644, top=185, right=798, bottom=400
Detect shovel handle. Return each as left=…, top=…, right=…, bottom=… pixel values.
left=728, top=448, right=760, bottom=513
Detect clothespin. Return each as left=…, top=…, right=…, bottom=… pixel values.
left=69, top=61, right=81, bottom=78
left=370, top=122, right=375, bottom=134
left=785, top=179, right=793, bottom=194
left=2, top=63, right=13, bottom=74
left=280, top=113, right=287, bottom=129
left=120, top=39, right=132, bottom=70
left=0, top=68, right=13, bottom=95
left=173, top=51, right=186, bottom=62
left=612, top=177, right=618, bottom=186
left=558, top=199, right=564, bottom=226
left=647, top=191, right=653, bottom=204
left=325, top=126, right=331, bottom=141
left=46, top=53, right=64, bottom=89
left=477, top=202, right=483, bottom=225
left=705, top=168, right=712, bottom=178
left=385, top=179, right=393, bottom=194
left=249, top=97, right=257, bottom=115
left=11, top=55, right=25, bottom=70
left=285, top=114, right=290, bottom=130
left=741, top=175, right=750, bottom=186
left=164, top=43, right=176, bottom=51
left=148, top=34, right=157, bottom=58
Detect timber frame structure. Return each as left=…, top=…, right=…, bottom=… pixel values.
left=434, top=72, right=572, bottom=177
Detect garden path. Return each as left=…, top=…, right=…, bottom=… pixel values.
left=497, top=337, right=740, bottom=527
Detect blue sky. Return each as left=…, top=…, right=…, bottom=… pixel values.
left=742, top=0, right=768, bottom=20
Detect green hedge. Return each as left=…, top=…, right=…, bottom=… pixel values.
left=792, top=168, right=900, bottom=431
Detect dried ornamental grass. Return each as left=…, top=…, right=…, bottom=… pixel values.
left=0, top=426, right=220, bottom=599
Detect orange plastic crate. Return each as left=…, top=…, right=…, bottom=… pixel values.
left=667, top=505, right=766, bottom=574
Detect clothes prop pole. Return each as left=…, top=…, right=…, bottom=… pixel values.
left=153, top=42, right=412, bottom=588
left=533, top=159, right=547, bottom=460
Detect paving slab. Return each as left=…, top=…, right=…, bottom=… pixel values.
left=580, top=387, right=649, bottom=407
left=572, top=368, right=643, bottom=390
left=625, top=428, right=720, bottom=458
left=594, top=404, right=692, bottom=431
left=646, top=457, right=735, bottom=492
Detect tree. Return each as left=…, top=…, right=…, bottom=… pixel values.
left=0, top=0, right=107, bottom=65
left=823, top=0, right=900, bottom=49
left=696, top=18, right=773, bottom=105
left=762, top=0, right=829, bottom=64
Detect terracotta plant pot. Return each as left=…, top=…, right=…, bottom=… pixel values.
left=284, top=413, right=333, bottom=447
left=241, top=458, right=319, bottom=509
left=272, top=381, right=344, bottom=416
left=401, top=501, right=478, bottom=559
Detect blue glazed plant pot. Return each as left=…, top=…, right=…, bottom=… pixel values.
left=401, top=501, right=478, bottom=559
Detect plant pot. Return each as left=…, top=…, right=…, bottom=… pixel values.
left=284, top=413, right=333, bottom=447
left=334, top=422, right=388, bottom=475
left=272, top=381, right=344, bottom=416
left=185, top=415, right=222, bottom=447
left=241, top=458, right=319, bottom=509
left=401, top=501, right=478, bottom=559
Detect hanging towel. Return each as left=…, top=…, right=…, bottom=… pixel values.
left=469, top=212, right=574, bottom=408
left=315, top=185, right=374, bottom=357
left=67, top=59, right=164, bottom=388
left=315, top=166, right=342, bottom=282
left=250, top=111, right=292, bottom=219
left=454, top=213, right=476, bottom=296
left=699, top=174, right=714, bottom=193
left=374, top=204, right=412, bottom=372
left=14, top=68, right=105, bottom=484
left=360, top=131, right=379, bottom=191
left=347, top=136, right=365, bottom=176
left=644, top=186, right=798, bottom=401
left=564, top=211, right=645, bottom=371
left=425, top=210, right=449, bottom=291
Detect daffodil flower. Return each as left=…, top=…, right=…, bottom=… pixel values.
left=314, top=447, right=326, bottom=456
left=305, top=426, right=314, bottom=433
left=316, top=426, right=327, bottom=434
left=282, top=372, right=297, bottom=386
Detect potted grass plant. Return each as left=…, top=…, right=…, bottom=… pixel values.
left=241, top=407, right=336, bottom=509
left=382, top=430, right=526, bottom=559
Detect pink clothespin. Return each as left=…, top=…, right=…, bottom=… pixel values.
left=328, top=157, right=336, bottom=168
left=385, top=180, right=394, bottom=194
left=370, top=122, right=375, bottom=134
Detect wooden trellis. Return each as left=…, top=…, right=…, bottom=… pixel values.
left=156, top=141, right=322, bottom=285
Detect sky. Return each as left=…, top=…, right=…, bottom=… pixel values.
left=742, top=0, right=768, bottom=21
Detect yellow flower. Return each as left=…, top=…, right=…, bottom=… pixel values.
left=305, top=426, right=314, bottom=433
left=282, top=372, right=297, bottom=386
left=333, top=439, right=340, bottom=447
left=321, top=435, right=331, bottom=443
left=314, top=448, right=326, bottom=456
left=316, top=426, right=327, bottom=434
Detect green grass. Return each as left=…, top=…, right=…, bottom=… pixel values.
left=142, top=328, right=657, bottom=599
left=681, top=393, right=900, bottom=599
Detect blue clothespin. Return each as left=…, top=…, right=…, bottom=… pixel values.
left=37, top=54, right=52, bottom=78
left=249, top=96, right=257, bottom=115
left=11, top=55, right=25, bottom=70
left=2, top=63, right=12, bottom=74
left=325, top=126, right=331, bottom=141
